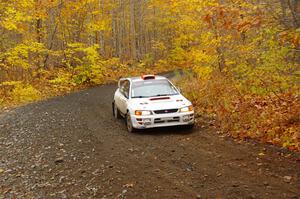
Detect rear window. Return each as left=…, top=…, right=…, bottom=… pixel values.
left=131, top=79, right=178, bottom=98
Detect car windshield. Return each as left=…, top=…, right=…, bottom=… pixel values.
left=131, top=79, right=179, bottom=98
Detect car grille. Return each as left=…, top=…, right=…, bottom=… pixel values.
left=154, top=109, right=178, bottom=114
left=154, top=117, right=180, bottom=124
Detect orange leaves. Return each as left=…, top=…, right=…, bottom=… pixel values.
left=227, top=92, right=300, bottom=151
left=279, top=30, right=300, bottom=48
left=203, top=14, right=213, bottom=25
left=202, top=4, right=262, bottom=33
left=236, top=16, right=261, bottom=32
left=179, top=72, right=300, bottom=152
left=34, top=0, right=58, bottom=19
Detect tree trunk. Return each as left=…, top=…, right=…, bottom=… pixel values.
left=98, top=0, right=105, bottom=57
left=288, top=0, right=300, bottom=28
left=130, top=0, right=137, bottom=60
left=36, top=18, right=42, bottom=43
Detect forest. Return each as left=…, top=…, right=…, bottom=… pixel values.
left=0, top=0, right=299, bottom=150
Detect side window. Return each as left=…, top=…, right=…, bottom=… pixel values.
left=119, top=80, right=130, bottom=98
left=119, top=80, right=125, bottom=91
left=123, top=81, right=130, bottom=98
left=119, top=80, right=125, bottom=92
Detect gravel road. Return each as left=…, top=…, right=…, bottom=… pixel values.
left=0, top=82, right=300, bottom=199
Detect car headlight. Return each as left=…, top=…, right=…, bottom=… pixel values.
left=180, top=105, right=193, bottom=112
left=135, top=110, right=152, bottom=116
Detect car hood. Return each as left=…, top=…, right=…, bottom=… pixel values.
left=129, top=95, right=192, bottom=110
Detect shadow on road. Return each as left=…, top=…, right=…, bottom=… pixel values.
left=133, top=126, right=196, bottom=136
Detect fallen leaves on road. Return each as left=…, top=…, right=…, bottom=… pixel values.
left=123, top=183, right=134, bottom=188
left=283, top=176, right=292, bottom=183
left=258, top=152, right=265, bottom=156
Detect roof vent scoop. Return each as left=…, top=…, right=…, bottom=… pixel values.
left=141, top=74, right=155, bottom=80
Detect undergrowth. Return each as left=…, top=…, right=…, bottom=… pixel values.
left=0, top=62, right=173, bottom=108
left=178, top=72, right=300, bottom=151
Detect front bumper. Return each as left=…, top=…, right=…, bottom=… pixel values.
left=131, top=111, right=195, bottom=129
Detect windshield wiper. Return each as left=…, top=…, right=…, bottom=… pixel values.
left=132, top=96, right=148, bottom=98
left=152, top=94, right=177, bottom=97
left=132, top=94, right=178, bottom=98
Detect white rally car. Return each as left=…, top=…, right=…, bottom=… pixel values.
left=112, top=75, right=194, bottom=132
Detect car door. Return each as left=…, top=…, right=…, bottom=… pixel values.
left=118, top=80, right=130, bottom=114
left=115, top=79, right=125, bottom=111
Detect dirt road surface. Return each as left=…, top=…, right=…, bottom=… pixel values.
left=1, top=83, right=300, bottom=199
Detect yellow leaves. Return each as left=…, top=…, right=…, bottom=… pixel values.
left=87, top=19, right=111, bottom=32
left=282, top=127, right=299, bottom=149
left=190, top=49, right=213, bottom=67
left=0, top=7, right=29, bottom=31
left=62, top=43, right=106, bottom=85
left=193, top=65, right=213, bottom=80
left=1, top=81, right=23, bottom=87
left=65, top=43, right=101, bottom=65
left=5, top=45, right=30, bottom=69
left=4, top=42, right=48, bottom=69
left=152, top=41, right=167, bottom=51
left=200, top=32, right=222, bottom=49
left=9, top=83, right=41, bottom=104
left=176, top=16, right=199, bottom=32
left=49, top=72, right=74, bottom=86
left=169, top=47, right=187, bottom=62
left=0, top=0, right=39, bottom=32
left=17, top=0, right=35, bottom=9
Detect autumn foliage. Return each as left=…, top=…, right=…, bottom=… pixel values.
left=0, top=0, right=299, bottom=150
left=180, top=72, right=299, bottom=151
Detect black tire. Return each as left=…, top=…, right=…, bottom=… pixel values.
left=126, top=113, right=136, bottom=133
left=112, top=102, right=121, bottom=119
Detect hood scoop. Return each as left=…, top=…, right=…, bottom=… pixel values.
left=150, top=97, right=170, bottom=101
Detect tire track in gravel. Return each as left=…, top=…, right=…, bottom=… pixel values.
left=1, top=83, right=300, bottom=199
left=70, top=84, right=300, bottom=199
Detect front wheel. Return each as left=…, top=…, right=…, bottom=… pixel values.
left=126, top=113, right=136, bottom=133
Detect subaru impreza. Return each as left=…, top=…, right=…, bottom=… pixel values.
left=112, top=75, right=194, bottom=132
